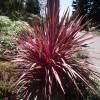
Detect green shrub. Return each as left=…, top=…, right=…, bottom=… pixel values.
left=0, top=16, right=11, bottom=26
left=0, top=36, right=17, bottom=50
left=0, top=16, right=13, bottom=35
left=0, top=81, right=15, bottom=99
left=0, top=16, right=32, bottom=50
left=73, top=50, right=89, bottom=59
left=12, top=20, right=32, bottom=35
left=0, top=61, right=13, bottom=72
left=24, top=13, right=41, bottom=25
left=0, top=16, right=31, bottom=35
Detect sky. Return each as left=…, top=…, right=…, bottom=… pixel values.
left=40, top=0, right=73, bottom=17
left=60, top=0, right=73, bottom=16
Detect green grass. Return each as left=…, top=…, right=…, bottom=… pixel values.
left=73, top=50, right=89, bottom=59
left=93, top=31, right=100, bottom=35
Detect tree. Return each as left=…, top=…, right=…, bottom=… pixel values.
left=72, top=0, right=100, bottom=26
left=0, top=0, right=40, bottom=18
left=72, top=0, right=88, bottom=16
left=0, top=0, right=22, bottom=13
left=26, top=0, right=40, bottom=14
left=39, top=0, right=47, bottom=16
left=89, top=0, right=100, bottom=25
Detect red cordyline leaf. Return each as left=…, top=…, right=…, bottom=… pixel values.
left=12, top=3, right=100, bottom=100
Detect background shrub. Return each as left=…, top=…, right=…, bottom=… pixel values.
left=0, top=16, right=32, bottom=51
left=0, top=16, right=13, bottom=35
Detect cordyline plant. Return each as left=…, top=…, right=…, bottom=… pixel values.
left=12, top=1, right=100, bottom=100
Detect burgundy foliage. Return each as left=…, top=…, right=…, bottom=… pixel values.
left=12, top=2, right=100, bottom=100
